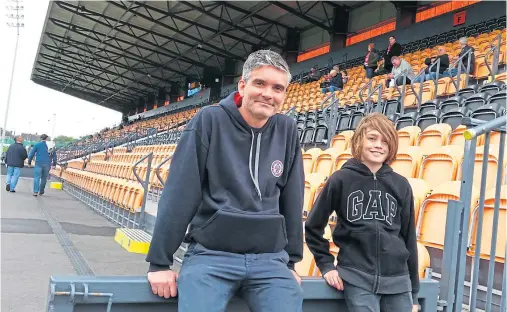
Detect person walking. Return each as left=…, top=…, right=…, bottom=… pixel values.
left=146, top=49, right=305, bottom=312
left=5, top=136, right=28, bottom=193
left=27, top=134, right=57, bottom=196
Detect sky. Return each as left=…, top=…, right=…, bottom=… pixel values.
left=0, top=0, right=123, bottom=139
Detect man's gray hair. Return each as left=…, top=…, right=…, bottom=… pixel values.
left=459, top=37, right=468, bottom=44
left=242, top=50, right=292, bottom=85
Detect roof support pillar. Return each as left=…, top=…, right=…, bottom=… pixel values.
left=283, top=28, right=301, bottom=66
left=393, top=1, right=418, bottom=30
left=330, top=6, right=349, bottom=52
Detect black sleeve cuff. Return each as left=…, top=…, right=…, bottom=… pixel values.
left=287, top=261, right=295, bottom=271
left=412, top=292, right=419, bottom=306
left=148, top=263, right=171, bottom=273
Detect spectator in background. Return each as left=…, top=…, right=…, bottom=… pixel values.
left=364, top=43, right=380, bottom=79
left=5, top=135, right=28, bottom=193
left=421, top=46, right=450, bottom=81
left=321, top=69, right=344, bottom=94
left=304, top=66, right=321, bottom=84
left=376, top=36, right=402, bottom=76
left=448, top=37, right=475, bottom=76
left=27, top=134, right=57, bottom=196
left=388, top=56, right=415, bottom=87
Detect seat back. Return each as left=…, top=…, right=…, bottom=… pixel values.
left=419, top=145, right=464, bottom=189
left=392, top=146, right=424, bottom=178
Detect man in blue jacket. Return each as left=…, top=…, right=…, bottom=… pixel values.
left=5, top=136, right=28, bottom=192
left=27, top=134, right=57, bottom=196
left=146, top=50, right=305, bottom=312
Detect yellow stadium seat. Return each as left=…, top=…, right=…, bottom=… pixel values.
left=312, top=148, right=341, bottom=177
left=419, top=145, right=464, bottom=189
left=392, top=146, right=424, bottom=178
left=303, top=148, right=322, bottom=175
left=457, top=144, right=507, bottom=190
left=417, top=181, right=479, bottom=249
left=468, top=185, right=506, bottom=263
left=333, top=149, right=353, bottom=172
left=417, top=123, right=452, bottom=155
left=330, top=130, right=354, bottom=152
left=398, top=126, right=422, bottom=147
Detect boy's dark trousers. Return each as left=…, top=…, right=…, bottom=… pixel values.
left=342, top=280, right=414, bottom=312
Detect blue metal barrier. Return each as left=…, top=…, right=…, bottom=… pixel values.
left=47, top=276, right=440, bottom=312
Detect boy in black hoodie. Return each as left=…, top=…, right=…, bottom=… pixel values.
left=305, top=113, right=419, bottom=312
left=146, top=50, right=304, bottom=312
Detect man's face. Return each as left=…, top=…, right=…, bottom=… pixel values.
left=392, top=58, right=400, bottom=67
left=238, top=65, right=288, bottom=125
left=437, top=47, right=445, bottom=56
left=389, top=37, right=395, bottom=45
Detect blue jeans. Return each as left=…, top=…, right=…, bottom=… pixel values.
left=343, top=280, right=413, bottom=312
left=177, top=243, right=303, bottom=312
left=6, top=166, right=21, bottom=191
left=365, top=67, right=376, bottom=79
left=33, top=164, right=50, bottom=193
left=321, top=86, right=341, bottom=94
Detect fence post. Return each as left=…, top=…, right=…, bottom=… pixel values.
left=132, top=153, right=153, bottom=230
left=452, top=137, right=477, bottom=312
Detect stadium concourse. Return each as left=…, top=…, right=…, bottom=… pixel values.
left=1, top=1, right=505, bottom=312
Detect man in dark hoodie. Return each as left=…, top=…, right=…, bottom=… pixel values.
left=5, top=135, right=28, bottom=192
left=146, top=50, right=305, bottom=312
left=305, top=113, right=419, bottom=312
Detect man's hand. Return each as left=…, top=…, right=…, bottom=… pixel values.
left=147, top=270, right=179, bottom=299
left=387, top=73, right=394, bottom=79
left=291, top=269, right=302, bottom=285
left=323, top=270, right=344, bottom=291
left=412, top=304, right=420, bottom=312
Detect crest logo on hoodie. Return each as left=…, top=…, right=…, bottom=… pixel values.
left=271, top=160, right=283, bottom=177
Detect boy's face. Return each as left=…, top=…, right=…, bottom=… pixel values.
left=362, top=128, right=389, bottom=166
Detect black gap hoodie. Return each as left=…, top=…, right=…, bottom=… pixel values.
left=305, top=158, right=419, bottom=303
left=147, top=92, right=304, bottom=271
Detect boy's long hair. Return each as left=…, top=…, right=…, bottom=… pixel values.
left=350, top=113, right=398, bottom=165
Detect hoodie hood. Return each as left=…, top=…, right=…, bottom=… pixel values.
left=341, top=158, right=393, bottom=177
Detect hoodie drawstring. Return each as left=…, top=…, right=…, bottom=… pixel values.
left=249, top=130, right=262, bottom=200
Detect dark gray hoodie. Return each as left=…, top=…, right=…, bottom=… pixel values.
left=147, top=92, right=305, bottom=271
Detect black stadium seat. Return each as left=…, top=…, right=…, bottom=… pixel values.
left=336, top=111, right=352, bottom=133
left=419, top=99, right=442, bottom=115
left=458, top=84, right=480, bottom=97
left=463, top=92, right=492, bottom=112
left=416, top=109, right=441, bottom=131
left=470, top=103, right=506, bottom=121
left=383, top=99, right=402, bottom=115
left=313, top=124, right=328, bottom=144
left=350, top=109, right=366, bottom=131
left=441, top=107, right=470, bottom=130
left=488, top=90, right=506, bottom=105
left=479, top=81, right=505, bottom=96
left=396, top=112, right=419, bottom=130
left=440, top=95, right=466, bottom=113
left=302, top=127, right=315, bottom=144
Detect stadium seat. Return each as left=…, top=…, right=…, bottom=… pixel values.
left=416, top=109, right=442, bottom=131
left=417, top=181, right=480, bottom=249
left=398, top=126, right=422, bottom=147
left=457, top=144, right=506, bottom=190
left=312, top=148, right=341, bottom=177
left=463, top=92, right=492, bottom=112
left=330, top=130, right=354, bottom=152
left=418, top=99, right=441, bottom=115
left=440, top=107, right=470, bottom=130
left=392, top=146, right=424, bottom=178
left=336, top=111, right=352, bottom=133
left=470, top=102, right=506, bottom=121
left=303, top=173, right=327, bottom=217
left=419, top=145, right=464, bottom=189
left=303, top=148, right=322, bottom=174
left=407, top=178, right=431, bottom=224
left=417, top=123, right=452, bottom=155
left=333, top=149, right=353, bottom=172
left=396, top=112, right=419, bottom=130
left=440, top=95, right=466, bottom=113
left=468, top=185, right=506, bottom=262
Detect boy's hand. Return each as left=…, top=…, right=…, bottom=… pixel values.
left=147, top=270, right=179, bottom=299
left=412, top=304, right=419, bottom=312
left=323, top=270, right=343, bottom=291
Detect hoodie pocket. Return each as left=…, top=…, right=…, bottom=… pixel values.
left=190, top=209, right=288, bottom=254
left=380, top=232, right=410, bottom=276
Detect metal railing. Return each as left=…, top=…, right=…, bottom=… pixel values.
left=365, top=83, right=383, bottom=113
left=46, top=276, right=440, bottom=312
left=438, top=116, right=506, bottom=312
left=132, top=152, right=153, bottom=230
left=320, top=92, right=339, bottom=149
left=448, top=48, right=474, bottom=96
left=394, top=69, right=409, bottom=115
left=357, top=79, right=373, bottom=107
left=484, top=33, right=502, bottom=81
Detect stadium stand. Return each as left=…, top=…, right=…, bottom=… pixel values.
left=22, top=1, right=503, bottom=310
